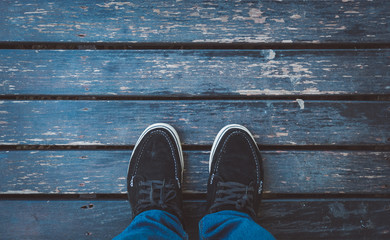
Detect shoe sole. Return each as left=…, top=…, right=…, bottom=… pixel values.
left=209, top=124, right=260, bottom=172
left=128, top=123, right=184, bottom=182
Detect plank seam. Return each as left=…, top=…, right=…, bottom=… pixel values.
left=1, top=95, right=390, bottom=101
left=1, top=42, right=390, bottom=50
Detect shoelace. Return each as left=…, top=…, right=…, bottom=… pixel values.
left=210, top=181, right=256, bottom=217
left=135, top=179, right=181, bottom=217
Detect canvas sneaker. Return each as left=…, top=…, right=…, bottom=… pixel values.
left=127, top=123, right=184, bottom=221
left=207, top=124, right=263, bottom=219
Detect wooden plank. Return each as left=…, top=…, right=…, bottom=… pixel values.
left=1, top=150, right=389, bottom=194
left=1, top=49, right=390, bottom=96
left=1, top=0, right=389, bottom=43
left=0, top=100, right=389, bottom=145
left=1, top=199, right=389, bottom=239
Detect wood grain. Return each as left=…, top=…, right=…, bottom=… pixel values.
left=1, top=150, right=389, bottom=194
left=1, top=0, right=389, bottom=43
left=1, top=49, right=390, bottom=96
left=1, top=1, right=390, bottom=239
left=0, top=100, right=389, bottom=145
left=1, top=199, right=389, bottom=239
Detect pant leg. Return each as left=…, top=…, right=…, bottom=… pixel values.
left=114, top=209, right=188, bottom=240
left=199, top=210, right=275, bottom=240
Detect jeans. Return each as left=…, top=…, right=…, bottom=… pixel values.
left=114, top=209, right=275, bottom=240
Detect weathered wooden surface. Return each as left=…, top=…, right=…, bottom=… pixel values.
left=1, top=199, right=389, bottom=240
left=1, top=0, right=389, bottom=43
left=1, top=1, right=389, bottom=239
left=1, top=49, right=389, bottom=96
left=1, top=150, right=389, bottom=194
left=1, top=100, right=389, bottom=145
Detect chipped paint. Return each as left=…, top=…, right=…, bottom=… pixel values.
left=26, top=138, right=44, bottom=142
left=290, top=14, right=301, bottom=19
left=344, top=11, right=359, bottom=14
left=248, top=8, right=267, bottom=23
left=68, top=141, right=103, bottom=145
left=211, top=16, right=229, bottom=23
left=96, top=2, right=134, bottom=8
left=263, top=49, right=275, bottom=60
left=276, top=132, right=289, bottom=137
left=235, top=89, right=293, bottom=95
left=271, top=18, right=285, bottom=23
left=120, top=86, right=131, bottom=90
left=4, top=190, right=40, bottom=194
left=42, top=131, right=57, bottom=136
left=24, top=9, right=48, bottom=15
left=296, top=99, right=305, bottom=109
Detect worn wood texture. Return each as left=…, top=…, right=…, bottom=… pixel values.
left=1, top=0, right=389, bottom=43
left=1, top=49, right=390, bottom=96
left=1, top=199, right=389, bottom=239
left=1, top=150, right=389, bottom=194
left=0, top=100, right=389, bottom=145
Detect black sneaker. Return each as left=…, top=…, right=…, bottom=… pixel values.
left=127, top=123, right=184, bottom=221
left=207, top=124, right=263, bottom=219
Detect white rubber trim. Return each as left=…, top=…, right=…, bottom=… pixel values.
left=209, top=124, right=259, bottom=172
left=128, top=123, right=184, bottom=181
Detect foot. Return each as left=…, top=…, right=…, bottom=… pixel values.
left=127, top=123, right=184, bottom=221
left=207, top=124, right=263, bottom=219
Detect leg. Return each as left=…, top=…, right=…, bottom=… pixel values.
left=200, top=124, right=275, bottom=239
left=114, top=123, right=187, bottom=239
left=199, top=210, right=274, bottom=240
left=114, top=210, right=187, bottom=240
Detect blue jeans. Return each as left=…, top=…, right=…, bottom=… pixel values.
left=114, top=209, right=275, bottom=240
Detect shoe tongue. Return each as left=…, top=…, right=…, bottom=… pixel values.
left=210, top=176, right=257, bottom=218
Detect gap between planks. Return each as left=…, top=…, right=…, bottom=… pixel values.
left=1, top=42, right=390, bottom=50
left=1, top=95, right=390, bottom=101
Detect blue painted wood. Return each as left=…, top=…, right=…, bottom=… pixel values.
left=1, top=0, right=389, bottom=43
left=1, top=1, right=389, bottom=239
left=1, top=200, right=389, bottom=239
left=1, top=150, right=389, bottom=194
left=0, top=100, right=389, bottom=145
left=1, top=49, right=390, bottom=96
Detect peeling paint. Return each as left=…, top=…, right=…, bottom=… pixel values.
left=290, top=14, right=301, bottom=19
left=42, top=131, right=57, bottom=136
left=276, top=132, right=289, bottom=137
left=248, top=8, right=267, bottom=23
left=68, top=141, right=103, bottom=145
left=96, top=2, right=134, bottom=8
left=263, top=49, right=276, bottom=60
left=344, top=11, right=359, bottom=14
left=296, top=99, right=305, bottom=109
left=4, top=190, right=40, bottom=194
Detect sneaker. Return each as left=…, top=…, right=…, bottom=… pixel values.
left=127, top=123, right=184, bottom=221
left=207, top=124, right=263, bottom=219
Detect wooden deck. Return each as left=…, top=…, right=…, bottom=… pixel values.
left=1, top=0, right=390, bottom=239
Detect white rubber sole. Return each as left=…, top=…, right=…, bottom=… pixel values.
left=209, top=124, right=259, bottom=172
left=128, top=123, right=184, bottom=182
